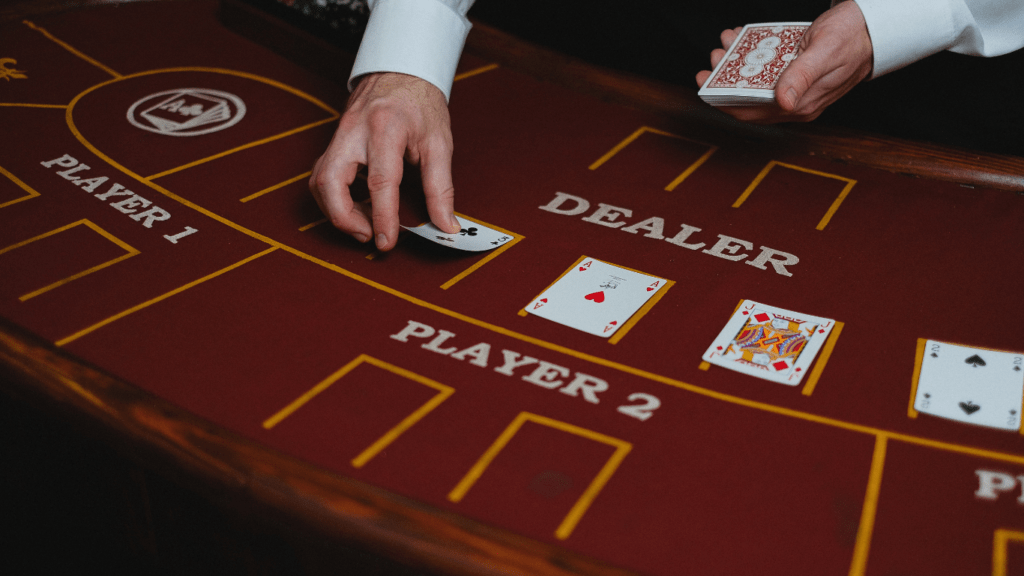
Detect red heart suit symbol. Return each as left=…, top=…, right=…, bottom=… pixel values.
left=584, top=291, right=605, bottom=303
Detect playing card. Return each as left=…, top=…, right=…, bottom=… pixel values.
left=702, top=300, right=836, bottom=386
left=698, top=23, right=810, bottom=106
left=526, top=258, right=668, bottom=338
left=913, top=340, right=1024, bottom=431
left=403, top=215, right=514, bottom=252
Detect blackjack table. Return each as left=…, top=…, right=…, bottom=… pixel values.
left=3, top=1, right=1024, bottom=574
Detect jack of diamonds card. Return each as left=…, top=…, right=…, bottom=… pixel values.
left=702, top=300, right=836, bottom=386
left=526, top=257, right=668, bottom=338
left=913, top=340, right=1024, bottom=431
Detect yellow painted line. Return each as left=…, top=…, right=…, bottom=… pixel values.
left=240, top=171, right=311, bottom=203
left=23, top=20, right=121, bottom=78
left=733, top=161, right=857, bottom=231
left=993, top=528, right=1024, bottom=576
left=56, top=248, right=277, bottom=346
left=454, top=63, right=499, bottom=82
left=908, top=338, right=926, bottom=418
left=698, top=361, right=710, bottom=371
left=802, top=321, right=844, bottom=396
left=664, top=145, right=718, bottom=191
left=262, top=354, right=454, bottom=468
left=350, top=358, right=454, bottom=467
left=0, top=219, right=139, bottom=301
left=591, top=126, right=716, bottom=191
left=589, top=127, right=671, bottom=171
left=0, top=103, right=67, bottom=109
left=440, top=213, right=524, bottom=290
left=848, top=434, right=887, bottom=576
left=0, top=164, right=42, bottom=209
left=298, top=217, right=329, bottom=231
left=263, top=355, right=364, bottom=429
left=447, top=411, right=631, bottom=540
left=733, top=162, right=775, bottom=208
left=65, top=75, right=1024, bottom=471
left=818, top=179, right=857, bottom=230
left=609, top=280, right=674, bottom=345
left=147, top=117, right=336, bottom=180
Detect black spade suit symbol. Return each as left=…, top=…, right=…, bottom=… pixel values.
left=959, top=401, right=981, bottom=415
left=965, top=354, right=986, bottom=368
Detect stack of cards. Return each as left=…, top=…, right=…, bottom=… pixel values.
left=403, top=215, right=514, bottom=252
left=702, top=300, right=836, bottom=386
left=526, top=258, right=668, bottom=338
left=698, top=22, right=810, bottom=106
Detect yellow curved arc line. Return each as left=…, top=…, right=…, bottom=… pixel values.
left=63, top=72, right=1024, bottom=469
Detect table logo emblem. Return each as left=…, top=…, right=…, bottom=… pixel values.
left=127, top=88, right=246, bottom=136
left=0, top=58, right=27, bottom=81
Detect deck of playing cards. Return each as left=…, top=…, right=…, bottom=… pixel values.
left=702, top=300, right=836, bottom=386
left=698, top=23, right=810, bottom=106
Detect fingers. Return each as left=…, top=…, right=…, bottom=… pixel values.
left=720, top=27, right=742, bottom=50
left=309, top=144, right=373, bottom=243
left=419, top=134, right=459, bottom=234
left=696, top=28, right=745, bottom=88
left=365, top=112, right=407, bottom=251
left=774, top=56, right=818, bottom=112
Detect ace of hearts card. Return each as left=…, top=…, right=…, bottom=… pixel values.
left=702, top=300, right=837, bottom=386
left=913, top=340, right=1024, bottom=431
left=526, top=257, right=668, bottom=338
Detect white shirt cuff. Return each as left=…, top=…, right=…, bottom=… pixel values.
left=348, top=0, right=471, bottom=101
left=855, top=0, right=967, bottom=77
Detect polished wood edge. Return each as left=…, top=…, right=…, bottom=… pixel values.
left=0, top=317, right=638, bottom=576
left=462, top=22, right=1024, bottom=193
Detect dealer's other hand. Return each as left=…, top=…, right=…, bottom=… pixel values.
left=310, top=72, right=459, bottom=251
left=695, top=0, right=874, bottom=123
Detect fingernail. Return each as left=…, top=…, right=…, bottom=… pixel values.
left=786, top=88, right=798, bottom=105
left=354, top=233, right=368, bottom=243
left=448, top=215, right=460, bottom=233
left=376, top=233, right=387, bottom=247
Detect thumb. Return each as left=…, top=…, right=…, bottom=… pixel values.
left=774, top=27, right=832, bottom=112
left=775, top=54, right=819, bottom=112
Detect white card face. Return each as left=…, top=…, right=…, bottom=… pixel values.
left=402, top=215, right=514, bottom=252
left=914, top=340, right=1024, bottom=431
left=526, top=258, right=668, bottom=338
left=702, top=300, right=836, bottom=386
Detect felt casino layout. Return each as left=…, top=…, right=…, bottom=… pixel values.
left=3, top=2, right=1024, bottom=574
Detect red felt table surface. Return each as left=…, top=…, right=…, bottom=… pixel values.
left=3, top=1, right=1024, bottom=575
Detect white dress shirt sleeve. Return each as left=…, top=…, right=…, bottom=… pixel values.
left=348, top=0, right=475, bottom=101
left=855, top=0, right=1024, bottom=77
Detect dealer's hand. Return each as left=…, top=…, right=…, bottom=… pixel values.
left=310, top=72, right=459, bottom=251
left=695, top=0, right=874, bottom=123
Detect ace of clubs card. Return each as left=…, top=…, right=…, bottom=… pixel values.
left=402, top=215, right=514, bottom=252
left=702, top=300, right=836, bottom=386
left=526, top=258, right=668, bottom=338
left=913, top=340, right=1024, bottom=431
